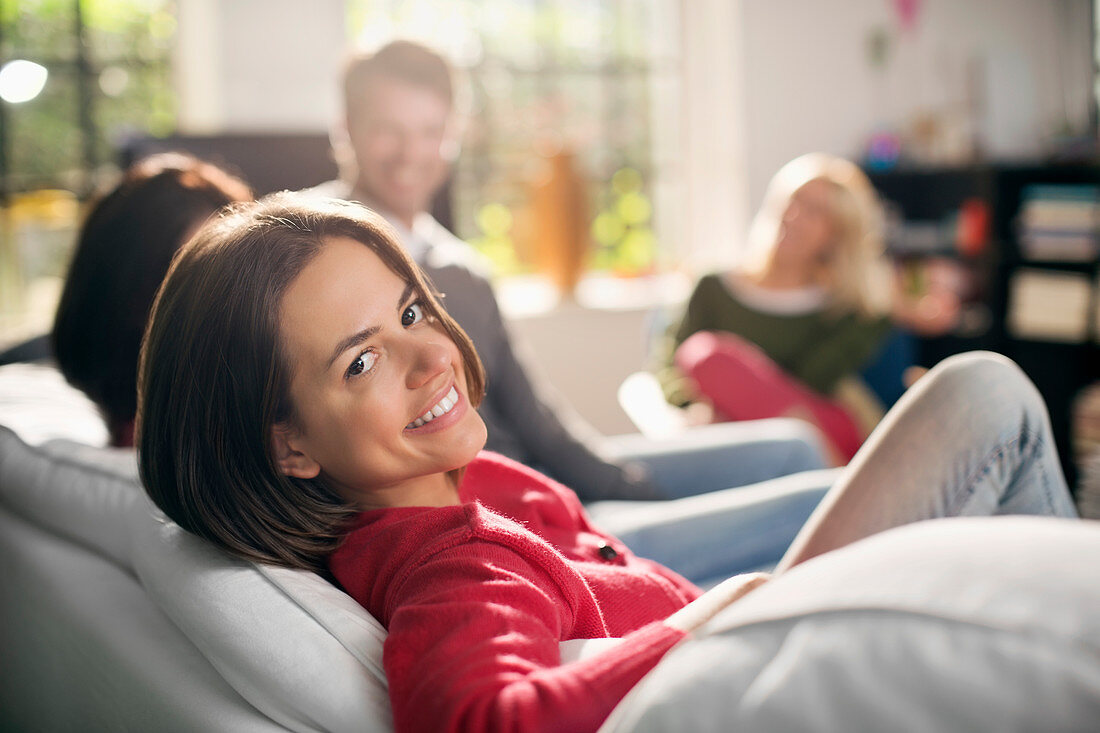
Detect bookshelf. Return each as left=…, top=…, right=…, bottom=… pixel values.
left=868, top=163, right=1100, bottom=488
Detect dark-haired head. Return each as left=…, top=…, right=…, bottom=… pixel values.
left=343, top=40, right=454, bottom=125
left=137, top=193, right=485, bottom=573
left=52, top=152, right=252, bottom=445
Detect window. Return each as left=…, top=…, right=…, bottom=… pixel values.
left=0, top=0, right=175, bottom=341
left=348, top=0, right=680, bottom=278
left=1, top=0, right=176, bottom=193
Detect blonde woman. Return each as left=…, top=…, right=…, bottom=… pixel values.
left=660, top=153, right=897, bottom=463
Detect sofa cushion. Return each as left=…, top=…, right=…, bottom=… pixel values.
left=0, top=505, right=292, bottom=732
left=0, top=363, right=392, bottom=731
left=0, top=428, right=142, bottom=567
left=0, top=433, right=394, bottom=731
left=130, top=509, right=392, bottom=732
left=0, top=362, right=139, bottom=565
left=601, top=516, right=1100, bottom=732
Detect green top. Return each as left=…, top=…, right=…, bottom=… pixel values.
left=658, top=273, right=892, bottom=407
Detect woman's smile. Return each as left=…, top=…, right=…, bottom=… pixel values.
left=405, top=383, right=465, bottom=431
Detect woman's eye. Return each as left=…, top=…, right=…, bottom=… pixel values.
left=346, top=349, right=378, bottom=379
left=402, top=301, right=425, bottom=327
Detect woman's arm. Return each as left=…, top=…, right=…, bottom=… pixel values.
left=382, top=538, right=685, bottom=733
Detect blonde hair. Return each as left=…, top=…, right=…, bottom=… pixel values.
left=741, top=153, right=890, bottom=317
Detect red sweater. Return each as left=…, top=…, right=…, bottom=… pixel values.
left=329, top=451, right=702, bottom=732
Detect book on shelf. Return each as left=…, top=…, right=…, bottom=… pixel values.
left=1006, top=268, right=1093, bottom=343
left=1017, top=184, right=1099, bottom=263
left=1019, top=232, right=1097, bottom=262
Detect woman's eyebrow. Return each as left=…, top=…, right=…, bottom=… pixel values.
left=325, top=282, right=416, bottom=370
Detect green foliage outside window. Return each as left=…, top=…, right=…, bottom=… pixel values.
left=1, top=0, right=176, bottom=194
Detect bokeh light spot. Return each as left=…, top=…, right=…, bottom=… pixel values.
left=0, top=60, right=48, bottom=104
left=616, top=191, right=651, bottom=225
left=476, top=203, right=514, bottom=237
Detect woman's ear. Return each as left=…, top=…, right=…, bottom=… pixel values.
left=270, top=422, right=322, bottom=479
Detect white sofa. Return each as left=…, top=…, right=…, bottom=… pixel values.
left=0, top=364, right=391, bottom=732
left=3, top=362, right=1100, bottom=732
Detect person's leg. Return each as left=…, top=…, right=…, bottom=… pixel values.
left=587, top=468, right=840, bottom=587
left=601, top=418, right=829, bottom=499
left=674, top=331, right=863, bottom=461
left=777, top=352, right=1078, bottom=572
left=592, top=417, right=834, bottom=586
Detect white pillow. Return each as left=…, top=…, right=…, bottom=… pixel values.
left=602, top=516, right=1100, bottom=732
left=131, top=511, right=392, bottom=732
left=0, top=429, right=141, bottom=567
left=0, top=362, right=109, bottom=447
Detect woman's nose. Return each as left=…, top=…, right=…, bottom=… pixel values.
left=405, top=338, right=452, bottom=389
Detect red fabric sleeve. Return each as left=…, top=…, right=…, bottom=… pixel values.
left=382, top=535, right=686, bottom=733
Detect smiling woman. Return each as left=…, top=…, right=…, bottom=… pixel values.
left=136, top=192, right=1078, bottom=733
left=138, top=194, right=485, bottom=570
left=270, top=235, right=487, bottom=510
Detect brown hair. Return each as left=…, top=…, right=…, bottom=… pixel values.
left=52, top=153, right=251, bottom=445
left=137, top=193, right=485, bottom=572
left=343, top=40, right=454, bottom=126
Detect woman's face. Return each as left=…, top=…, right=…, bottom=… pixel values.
left=772, top=179, right=837, bottom=270
left=273, top=235, right=486, bottom=509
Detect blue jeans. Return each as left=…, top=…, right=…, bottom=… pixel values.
left=777, top=351, right=1077, bottom=571
left=587, top=419, right=836, bottom=587
left=602, top=417, right=830, bottom=498
left=589, top=352, right=1077, bottom=587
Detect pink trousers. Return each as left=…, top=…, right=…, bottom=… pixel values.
left=674, top=331, right=864, bottom=463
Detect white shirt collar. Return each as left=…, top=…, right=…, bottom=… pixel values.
left=723, top=273, right=827, bottom=315
left=345, top=187, right=434, bottom=261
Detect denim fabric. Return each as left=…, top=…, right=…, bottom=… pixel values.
left=587, top=419, right=836, bottom=586
left=588, top=352, right=1077, bottom=587
left=587, top=470, right=836, bottom=587
left=603, top=417, right=830, bottom=499
left=779, top=351, right=1077, bottom=570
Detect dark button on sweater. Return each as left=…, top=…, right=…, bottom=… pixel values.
left=597, top=541, right=619, bottom=561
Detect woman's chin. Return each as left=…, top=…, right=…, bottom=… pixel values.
left=449, top=412, right=488, bottom=467
left=467, top=418, right=489, bottom=457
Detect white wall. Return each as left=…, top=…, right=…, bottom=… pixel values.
left=677, top=0, right=750, bottom=271
left=737, top=0, right=1095, bottom=210
left=506, top=303, right=651, bottom=436
left=174, top=0, right=346, bottom=133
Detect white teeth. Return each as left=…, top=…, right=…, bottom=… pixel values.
left=406, top=386, right=460, bottom=429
